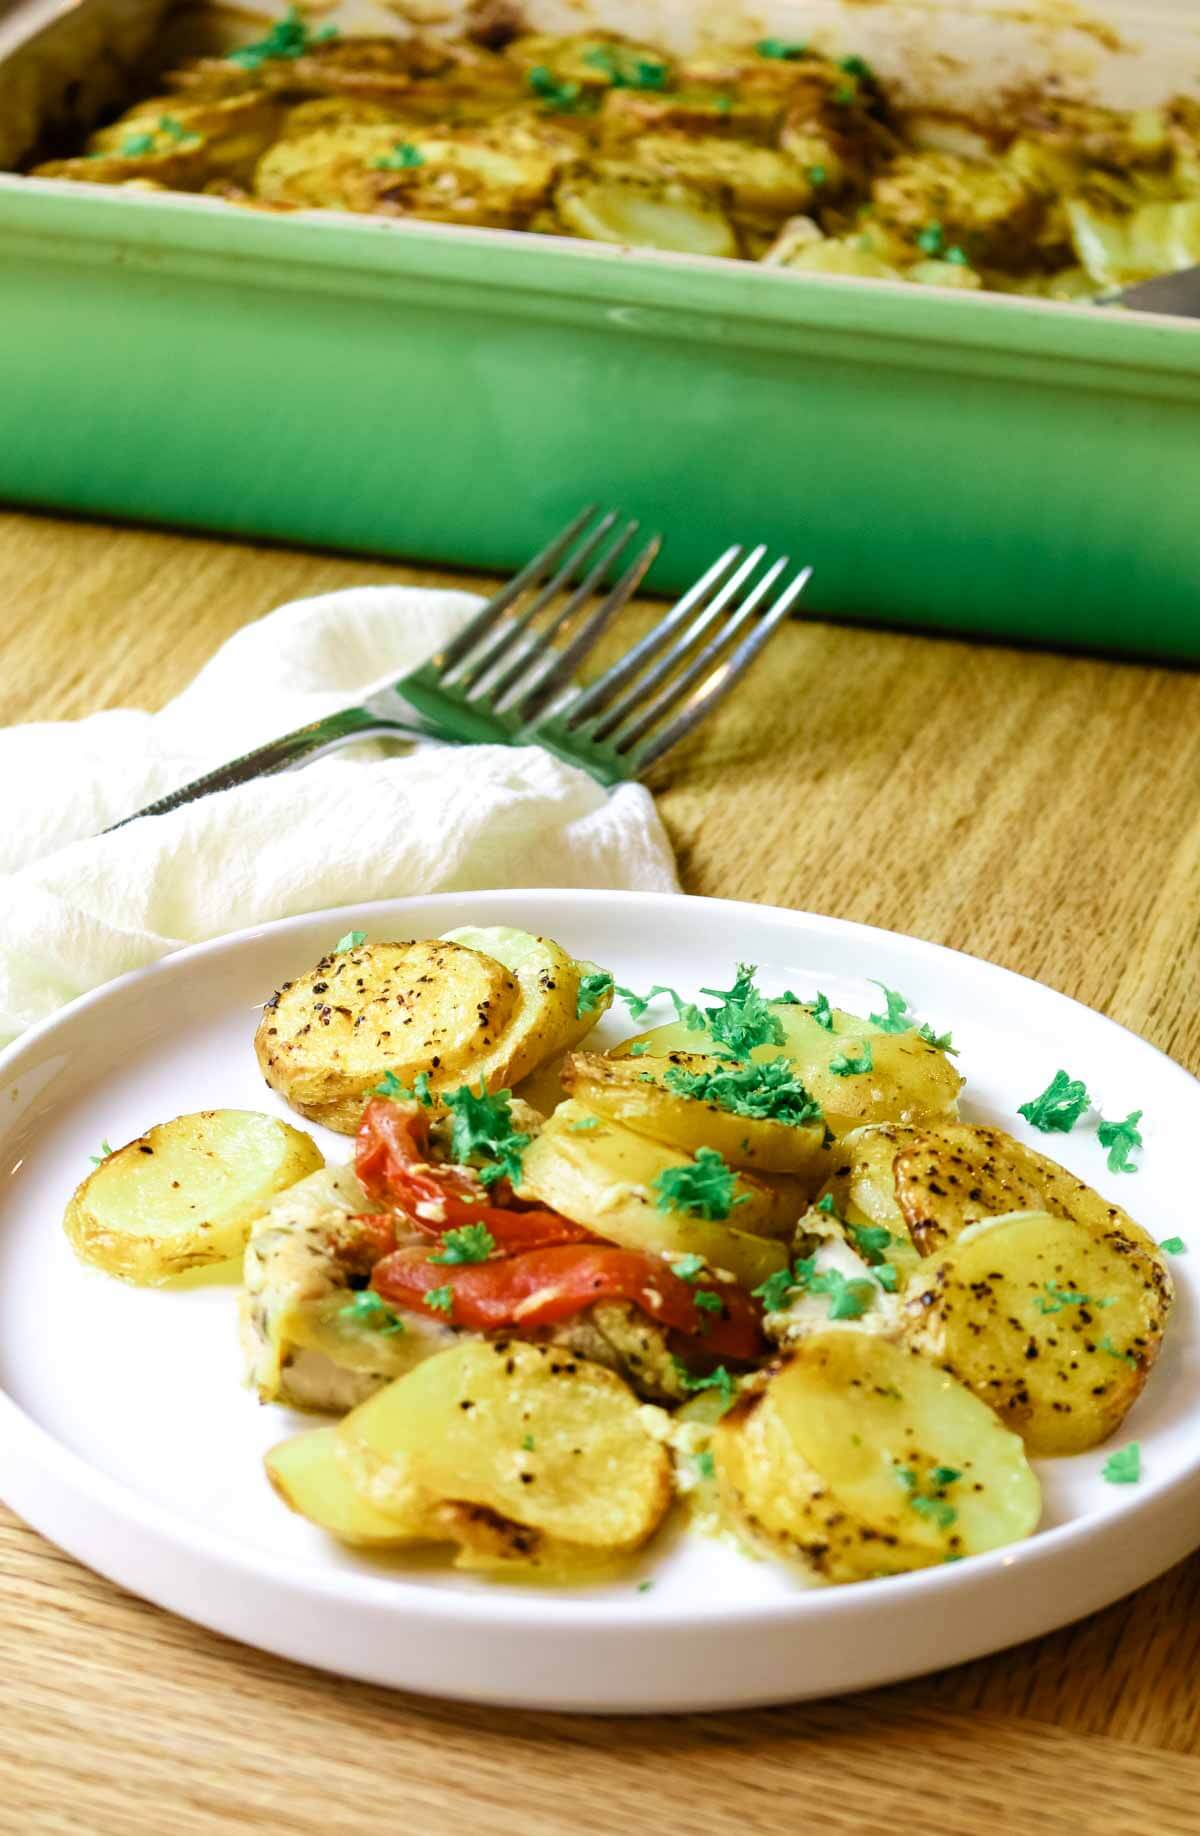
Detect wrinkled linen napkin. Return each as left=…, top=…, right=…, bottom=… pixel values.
left=0, top=585, right=678, bottom=1047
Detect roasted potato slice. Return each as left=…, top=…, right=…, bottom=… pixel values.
left=63, top=1110, right=322, bottom=1286
left=240, top=1164, right=454, bottom=1411
left=516, top=1099, right=793, bottom=1283
left=505, top=32, right=673, bottom=94
left=336, top=1338, right=672, bottom=1564
left=267, top=1425, right=416, bottom=1546
left=715, top=1332, right=1041, bottom=1582
left=255, top=926, right=607, bottom=1133
left=556, top=165, right=738, bottom=256
left=893, top=1121, right=1157, bottom=1257
left=903, top=1209, right=1172, bottom=1454
left=613, top=1002, right=962, bottom=1137
left=632, top=134, right=814, bottom=218
left=869, top=150, right=1044, bottom=266
left=561, top=1049, right=828, bottom=1175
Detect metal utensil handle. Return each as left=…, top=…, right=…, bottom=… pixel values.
left=104, top=703, right=426, bottom=833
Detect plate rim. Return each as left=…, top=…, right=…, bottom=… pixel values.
left=2, top=886, right=1197, bottom=1644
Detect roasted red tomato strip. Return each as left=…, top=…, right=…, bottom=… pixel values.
left=355, top=1097, right=589, bottom=1250
left=372, top=1243, right=764, bottom=1360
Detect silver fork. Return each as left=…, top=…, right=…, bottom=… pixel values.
left=521, top=546, right=812, bottom=785
left=106, top=506, right=661, bottom=830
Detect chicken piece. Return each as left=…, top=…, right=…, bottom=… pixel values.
left=869, top=150, right=1044, bottom=267
left=544, top=1301, right=689, bottom=1403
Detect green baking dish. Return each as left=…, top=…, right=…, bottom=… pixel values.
left=2, top=2, right=1200, bottom=657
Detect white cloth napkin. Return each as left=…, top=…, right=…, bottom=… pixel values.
left=0, top=585, right=679, bottom=1047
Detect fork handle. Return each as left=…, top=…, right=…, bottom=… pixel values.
left=104, top=703, right=438, bottom=833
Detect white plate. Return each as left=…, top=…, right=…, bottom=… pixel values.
left=1, top=889, right=1197, bottom=1712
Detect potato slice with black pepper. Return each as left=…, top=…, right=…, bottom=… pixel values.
left=254, top=927, right=608, bottom=1134
left=901, top=1209, right=1172, bottom=1454
left=516, top=1099, right=794, bottom=1282
left=893, top=1121, right=1158, bottom=1257
left=561, top=1049, right=829, bottom=1175
left=335, top=1338, right=672, bottom=1565
left=714, top=1332, right=1041, bottom=1583
left=63, top=1110, right=323, bottom=1285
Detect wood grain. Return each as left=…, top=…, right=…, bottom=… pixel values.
left=3, top=505, right=1199, bottom=1836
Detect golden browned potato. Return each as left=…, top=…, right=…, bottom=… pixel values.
left=869, top=150, right=1044, bottom=266
left=516, top=1099, right=794, bottom=1284
left=37, top=92, right=284, bottom=188
left=254, top=926, right=609, bottom=1133
left=902, top=1209, right=1172, bottom=1454
left=266, top=1425, right=417, bottom=1546
left=892, top=1121, right=1158, bottom=1257
left=561, top=1049, right=828, bottom=1175
left=334, top=1338, right=672, bottom=1570
left=556, top=164, right=739, bottom=256
left=632, top=133, right=814, bottom=218
left=63, top=1110, right=323, bottom=1286
left=714, top=1332, right=1041, bottom=1582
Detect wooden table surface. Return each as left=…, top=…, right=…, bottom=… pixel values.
left=3, top=507, right=1200, bottom=1836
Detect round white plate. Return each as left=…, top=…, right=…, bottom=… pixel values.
left=1, top=889, right=1197, bottom=1712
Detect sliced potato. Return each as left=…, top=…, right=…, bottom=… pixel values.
left=337, top=1338, right=672, bottom=1561
left=556, top=166, right=738, bottom=257
left=255, top=926, right=607, bottom=1133
left=561, top=1049, right=828, bottom=1175
left=892, top=1121, right=1158, bottom=1257
left=902, top=1209, right=1172, bottom=1454
left=715, top=1333, right=1041, bottom=1582
left=63, top=1110, right=323, bottom=1285
left=613, top=1002, right=962, bottom=1137
left=817, top=1122, right=926, bottom=1284
left=516, top=1099, right=792, bottom=1283
left=267, top=1426, right=415, bottom=1546
left=240, top=1163, right=453, bottom=1410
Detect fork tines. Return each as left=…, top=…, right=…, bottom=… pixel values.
left=522, top=544, right=812, bottom=783
left=429, top=505, right=662, bottom=725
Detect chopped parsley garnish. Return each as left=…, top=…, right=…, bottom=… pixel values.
left=829, top=1040, right=874, bottom=1077
left=228, top=6, right=336, bottom=69
left=615, top=983, right=704, bottom=1029
left=670, top=1359, right=735, bottom=1410
left=576, top=970, right=614, bottom=1018
left=917, top=221, right=945, bottom=255
left=1018, top=1069, right=1092, bottom=1133
left=809, top=1268, right=875, bottom=1320
left=1097, top=1109, right=1144, bottom=1174
left=944, top=246, right=970, bottom=266
left=339, top=1292, right=405, bottom=1335
left=653, top=1147, right=746, bottom=1221
left=847, top=1221, right=893, bottom=1264
left=770, top=990, right=801, bottom=1005
left=700, top=963, right=785, bottom=1058
left=670, top=1253, right=706, bottom=1281
left=693, top=1450, right=716, bottom=1480
left=521, top=1434, right=535, bottom=1451
left=118, top=131, right=156, bottom=156
left=90, top=1139, right=114, bottom=1166
left=840, top=54, right=874, bottom=80
left=1102, top=1442, right=1140, bottom=1484
left=752, top=1264, right=802, bottom=1312
left=662, top=1058, right=822, bottom=1126
left=1098, top=1335, right=1137, bottom=1366
left=808, top=164, right=827, bottom=186
left=809, top=993, right=834, bottom=1031
left=527, top=65, right=584, bottom=110
left=158, top=115, right=188, bottom=141
left=374, top=1068, right=434, bottom=1104
left=873, top=1262, right=899, bottom=1293
left=756, top=37, right=807, bottom=59
left=424, top=1284, right=454, bottom=1315
left=1160, top=1236, right=1187, bottom=1256
left=815, top=1193, right=838, bottom=1216
left=868, top=982, right=913, bottom=1032
left=569, top=1115, right=601, bottom=1132
left=582, top=45, right=668, bottom=89
left=430, top=1223, right=496, bottom=1265
left=694, top=1289, right=724, bottom=1315
left=444, top=1080, right=530, bottom=1187
left=833, top=83, right=856, bottom=104
left=334, top=928, right=366, bottom=953
left=374, top=141, right=424, bottom=171
left=896, top=1465, right=960, bottom=1528
left=918, top=1023, right=958, bottom=1055
left=1034, top=1279, right=1113, bottom=1316
left=627, top=1041, right=652, bottom=1056
left=636, top=1580, right=654, bottom=1593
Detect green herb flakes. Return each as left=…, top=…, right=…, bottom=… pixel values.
left=815, top=1193, right=838, bottom=1216
left=339, top=1291, right=405, bottom=1335
left=118, top=131, right=156, bottom=156
left=847, top=1221, right=893, bottom=1263
left=628, top=1041, right=652, bottom=1056
left=809, top=1268, right=875, bottom=1320
left=756, top=37, right=807, bottom=60
left=873, top=1262, right=899, bottom=1293
left=424, top=1284, right=454, bottom=1315
left=700, top=963, right=785, bottom=1059
left=670, top=1253, right=706, bottom=1282
left=670, top=1359, right=735, bottom=1410
left=808, top=164, right=827, bottom=186
left=752, top=1265, right=800, bottom=1312
left=868, top=982, right=912, bottom=1032
left=444, top=1080, right=530, bottom=1187
left=1160, top=1236, right=1187, bottom=1256
left=662, top=1057, right=822, bottom=1126
left=693, top=1449, right=716, bottom=1480
left=654, top=1147, right=747, bottom=1221
left=1098, top=1335, right=1137, bottom=1367
left=840, top=54, right=874, bottom=80
left=527, top=65, right=583, bottom=110
left=374, top=1068, right=434, bottom=1104
left=944, top=246, right=969, bottom=266
left=694, top=1289, right=724, bottom=1315
left=582, top=45, right=668, bottom=89
left=918, top=1023, right=958, bottom=1055
left=522, top=1434, right=536, bottom=1452
left=636, top=1579, right=654, bottom=1593
left=568, top=1116, right=601, bottom=1132
left=374, top=141, right=424, bottom=170
left=430, top=1223, right=496, bottom=1265
left=576, top=969, right=614, bottom=1018
left=1102, top=1442, right=1140, bottom=1484
left=90, top=1139, right=114, bottom=1166
left=916, top=221, right=945, bottom=256
left=1018, top=1069, right=1092, bottom=1133
left=1034, top=1279, right=1113, bottom=1316
left=809, top=993, right=834, bottom=1031
left=896, top=1464, right=959, bottom=1528
left=334, top=928, right=366, bottom=953
left=229, top=7, right=336, bottom=70
left=1097, top=1109, right=1144, bottom=1174
left=829, top=1040, right=874, bottom=1077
